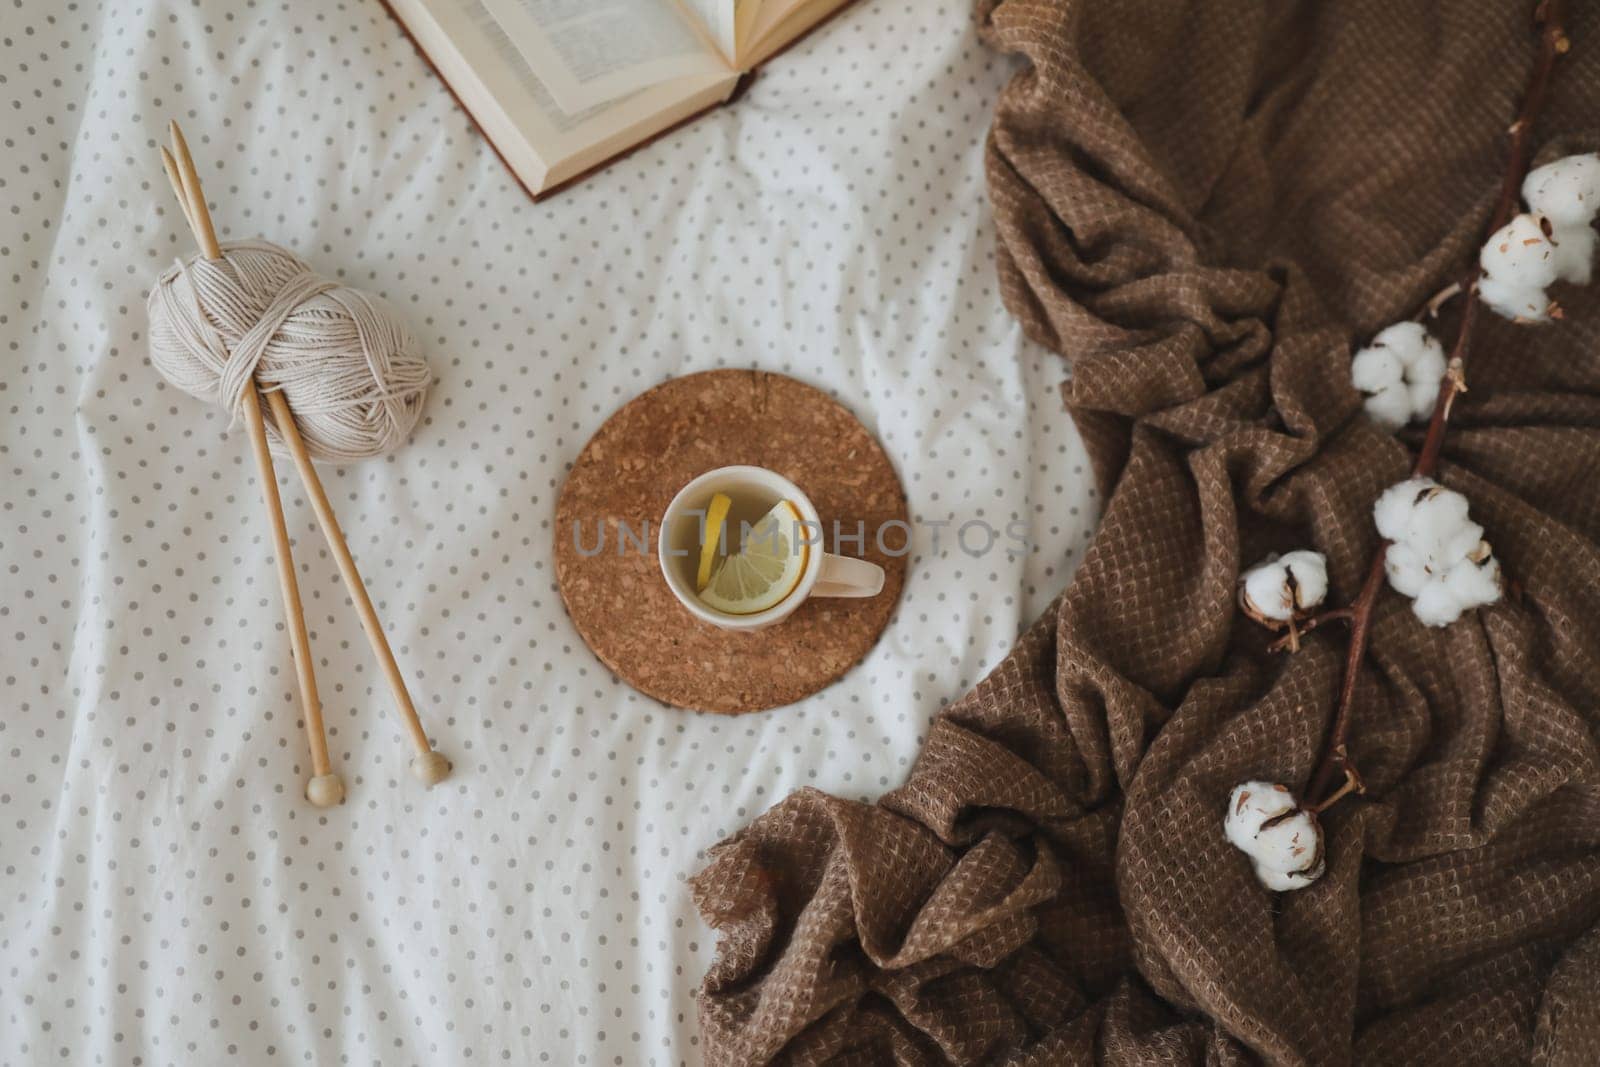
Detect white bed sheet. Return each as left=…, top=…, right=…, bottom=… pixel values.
left=0, top=1, right=1098, bottom=1063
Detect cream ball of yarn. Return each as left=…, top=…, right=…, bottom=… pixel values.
left=146, top=240, right=430, bottom=462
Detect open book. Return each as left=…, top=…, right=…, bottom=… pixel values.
left=381, top=0, right=856, bottom=198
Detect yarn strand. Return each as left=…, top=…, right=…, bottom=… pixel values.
left=148, top=240, right=430, bottom=462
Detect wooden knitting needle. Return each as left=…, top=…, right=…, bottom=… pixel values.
left=264, top=391, right=451, bottom=785
left=161, top=125, right=345, bottom=808
left=164, top=122, right=450, bottom=788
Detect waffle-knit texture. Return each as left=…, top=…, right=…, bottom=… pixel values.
left=692, top=2, right=1600, bottom=1062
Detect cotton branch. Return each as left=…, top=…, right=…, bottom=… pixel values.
left=1305, top=0, right=1570, bottom=808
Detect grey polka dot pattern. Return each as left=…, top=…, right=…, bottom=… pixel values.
left=0, top=1, right=1099, bottom=1063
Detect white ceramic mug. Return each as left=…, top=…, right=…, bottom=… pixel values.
left=658, top=465, right=886, bottom=631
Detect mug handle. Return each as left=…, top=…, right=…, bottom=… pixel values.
left=812, top=553, right=885, bottom=598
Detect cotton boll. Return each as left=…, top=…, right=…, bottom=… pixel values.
left=1363, top=384, right=1413, bottom=429
left=1522, top=153, right=1600, bottom=226
left=1374, top=478, right=1436, bottom=542
left=1404, top=486, right=1483, bottom=571
left=1352, top=324, right=1447, bottom=429
left=1350, top=342, right=1406, bottom=429
left=1253, top=808, right=1325, bottom=882
left=1479, top=277, right=1555, bottom=323
left=1444, top=555, right=1502, bottom=608
left=1412, top=580, right=1466, bottom=627
left=1224, top=782, right=1326, bottom=892
left=1551, top=222, right=1597, bottom=285
left=1225, top=782, right=1296, bottom=850
left=1403, top=484, right=1470, bottom=553
left=1384, top=541, right=1432, bottom=597
left=1481, top=213, right=1561, bottom=290
left=1279, top=550, right=1328, bottom=610
left=1398, top=331, right=1447, bottom=422
left=1376, top=477, right=1503, bottom=627
left=1407, top=378, right=1441, bottom=419
left=1256, top=863, right=1324, bottom=892
left=1479, top=213, right=1562, bottom=324
left=1438, top=519, right=1485, bottom=567
left=1405, top=335, right=1447, bottom=384
left=1350, top=344, right=1404, bottom=394
left=1371, top=320, right=1434, bottom=360
left=1240, top=560, right=1294, bottom=622
left=1240, top=551, right=1328, bottom=625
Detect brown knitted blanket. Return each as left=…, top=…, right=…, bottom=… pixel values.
left=691, top=2, right=1600, bottom=1063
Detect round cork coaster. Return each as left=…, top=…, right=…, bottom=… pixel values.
left=554, top=370, right=908, bottom=714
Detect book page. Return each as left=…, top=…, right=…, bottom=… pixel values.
left=675, top=0, right=742, bottom=63
left=733, top=0, right=762, bottom=57
left=479, top=0, right=729, bottom=113
left=463, top=0, right=633, bottom=132
left=742, top=0, right=805, bottom=54
left=394, top=0, right=739, bottom=193
left=740, top=0, right=849, bottom=68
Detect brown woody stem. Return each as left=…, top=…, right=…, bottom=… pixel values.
left=1417, top=280, right=1464, bottom=320
left=1307, top=0, right=1569, bottom=808
left=1268, top=607, right=1353, bottom=653
left=1308, top=767, right=1364, bottom=814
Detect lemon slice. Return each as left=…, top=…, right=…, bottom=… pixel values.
left=696, top=492, right=733, bottom=591
left=698, top=500, right=809, bottom=615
